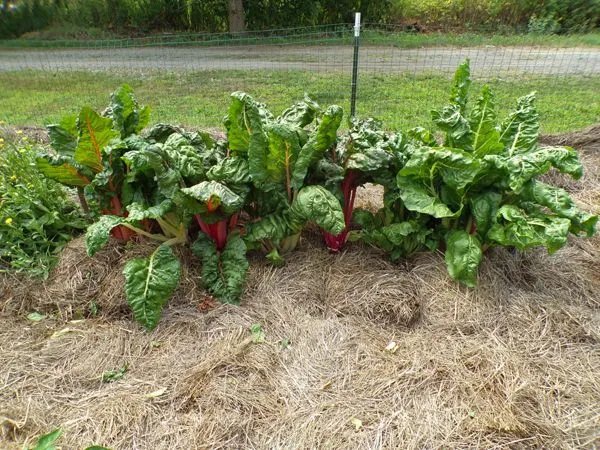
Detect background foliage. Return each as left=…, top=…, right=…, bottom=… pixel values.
left=1, top=0, right=598, bottom=39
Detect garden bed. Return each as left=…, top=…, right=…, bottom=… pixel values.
left=1, top=125, right=599, bottom=449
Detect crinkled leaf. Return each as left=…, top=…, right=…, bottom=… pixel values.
left=123, top=244, right=181, bottom=330
left=86, top=215, right=124, bottom=256
left=193, top=233, right=249, bottom=304
left=444, top=230, right=482, bottom=288
left=450, top=59, right=471, bottom=114
left=397, top=176, right=457, bottom=218
left=109, top=84, right=150, bottom=138
left=291, top=105, right=343, bottom=189
left=75, top=107, right=119, bottom=173
left=499, top=92, right=539, bottom=155
left=408, top=127, right=437, bottom=146
left=226, top=92, right=271, bottom=153
left=290, top=185, right=345, bottom=235
left=487, top=145, right=583, bottom=191
left=520, top=181, right=598, bottom=236
left=181, top=181, right=243, bottom=214
left=207, top=156, right=251, bottom=184
left=126, top=200, right=173, bottom=221
left=487, top=205, right=571, bottom=253
left=277, top=95, right=321, bottom=128
left=250, top=122, right=301, bottom=190
left=470, top=191, right=502, bottom=237
left=122, top=144, right=164, bottom=173
left=432, top=104, right=472, bottom=150
left=244, top=210, right=302, bottom=244
left=469, top=85, right=503, bottom=156
left=399, top=146, right=480, bottom=193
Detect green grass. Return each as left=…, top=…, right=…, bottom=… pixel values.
left=2, top=29, right=600, bottom=49
left=0, top=70, right=598, bottom=134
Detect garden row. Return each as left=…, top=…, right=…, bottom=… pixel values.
left=31, top=60, right=597, bottom=329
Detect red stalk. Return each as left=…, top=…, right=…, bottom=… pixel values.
left=195, top=213, right=236, bottom=252
left=323, top=170, right=359, bottom=252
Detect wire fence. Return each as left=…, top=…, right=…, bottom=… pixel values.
left=0, top=23, right=599, bottom=132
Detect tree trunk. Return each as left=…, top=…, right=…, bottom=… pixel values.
left=228, top=0, right=246, bottom=33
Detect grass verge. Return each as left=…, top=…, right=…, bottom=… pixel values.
left=0, top=70, right=598, bottom=134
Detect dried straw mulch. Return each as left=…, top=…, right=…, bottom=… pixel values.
left=1, top=126, right=599, bottom=449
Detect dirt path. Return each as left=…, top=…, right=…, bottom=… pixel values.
left=1, top=45, right=599, bottom=76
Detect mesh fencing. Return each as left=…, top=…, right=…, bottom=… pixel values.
left=0, top=23, right=599, bottom=132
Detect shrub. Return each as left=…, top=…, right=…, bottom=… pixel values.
left=0, top=128, right=86, bottom=276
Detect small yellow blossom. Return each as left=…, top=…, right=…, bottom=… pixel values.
left=15, top=130, right=23, bottom=135
left=5, top=218, right=13, bottom=225
left=10, top=175, right=17, bottom=181
left=18, top=148, right=25, bottom=154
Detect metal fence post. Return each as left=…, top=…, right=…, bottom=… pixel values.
left=350, top=12, right=361, bottom=118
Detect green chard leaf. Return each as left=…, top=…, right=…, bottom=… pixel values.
left=47, top=114, right=78, bottom=156
left=30, top=428, right=62, bottom=450
left=193, top=233, right=249, bottom=304
left=487, top=205, right=571, bottom=253
left=520, top=181, right=598, bottom=236
left=75, top=107, right=119, bottom=173
left=226, top=92, right=271, bottom=153
left=123, top=244, right=181, bottom=330
left=277, top=95, right=321, bottom=128
left=450, top=59, right=471, bottom=114
left=290, top=185, right=345, bottom=235
left=470, top=191, right=502, bottom=237
left=469, top=85, right=503, bottom=156
left=36, top=156, right=91, bottom=187
left=126, top=200, right=173, bottom=221
left=397, top=176, right=457, bottom=218
left=86, top=215, right=124, bottom=256
left=499, top=92, right=539, bottom=156
left=181, top=181, right=244, bottom=215
left=432, top=104, right=472, bottom=150
left=291, top=105, right=343, bottom=189
left=109, top=84, right=150, bottom=138
left=444, top=230, right=482, bottom=287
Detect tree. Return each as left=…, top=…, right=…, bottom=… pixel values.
left=228, top=0, right=245, bottom=32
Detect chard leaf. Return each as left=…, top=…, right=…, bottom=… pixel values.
left=487, top=205, right=571, bottom=253
left=399, top=146, right=480, bottom=193
left=521, top=181, right=598, bottom=236
left=36, top=156, right=91, bottom=187
left=207, top=156, right=251, bottom=184
left=181, top=181, right=244, bottom=214
left=487, top=145, right=583, bottom=191
left=290, top=185, right=345, bottom=235
left=123, top=244, right=181, bottom=330
left=145, top=123, right=186, bottom=143
left=450, top=59, right=471, bottom=114
left=122, top=144, right=164, bottom=173
left=109, top=84, right=150, bottom=138
left=127, top=200, right=173, bottom=221
left=278, top=95, right=321, bottom=128
left=250, top=122, right=301, bottom=190
left=193, top=234, right=249, bottom=304
left=291, top=105, right=343, bottom=189
left=75, top=107, right=119, bottom=173
left=499, top=92, right=539, bottom=155
left=470, top=191, right=502, bottom=237
left=408, top=126, right=437, bottom=146
left=444, top=230, right=482, bottom=288
left=432, top=104, right=472, bottom=150
left=244, top=210, right=302, bottom=244
left=226, top=92, right=270, bottom=153
left=86, top=215, right=124, bottom=256
left=469, top=85, right=503, bottom=156
left=47, top=114, right=78, bottom=156
left=31, top=428, right=62, bottom=450
left=397, top=177, right=457, bottom=218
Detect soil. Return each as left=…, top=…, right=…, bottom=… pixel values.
left=1, top=126, right=599, bottom=449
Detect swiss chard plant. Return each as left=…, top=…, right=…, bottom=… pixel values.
left=391, top=60, right=598, bottom=286
left=225, top=92, right=346, bottom=264
left=37, top=84, right=151, bottom=241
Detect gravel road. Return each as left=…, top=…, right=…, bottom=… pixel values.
left=1, top=45, right=599, bottom=76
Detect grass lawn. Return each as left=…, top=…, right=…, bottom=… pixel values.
left=2, top=29, right=600, bottom=49
left=0, top=70, right=598, bottom=134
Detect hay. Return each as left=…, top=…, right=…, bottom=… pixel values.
left=1, top=127, right=600, bottom=449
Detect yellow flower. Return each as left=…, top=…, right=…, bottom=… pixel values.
left=5, top=218, right=13, bottom=225
left=18, top=148, right=25, bottom=154
left=10, top=175, right=17, bottom=181
left=16, top=130, right=23, bottom=135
